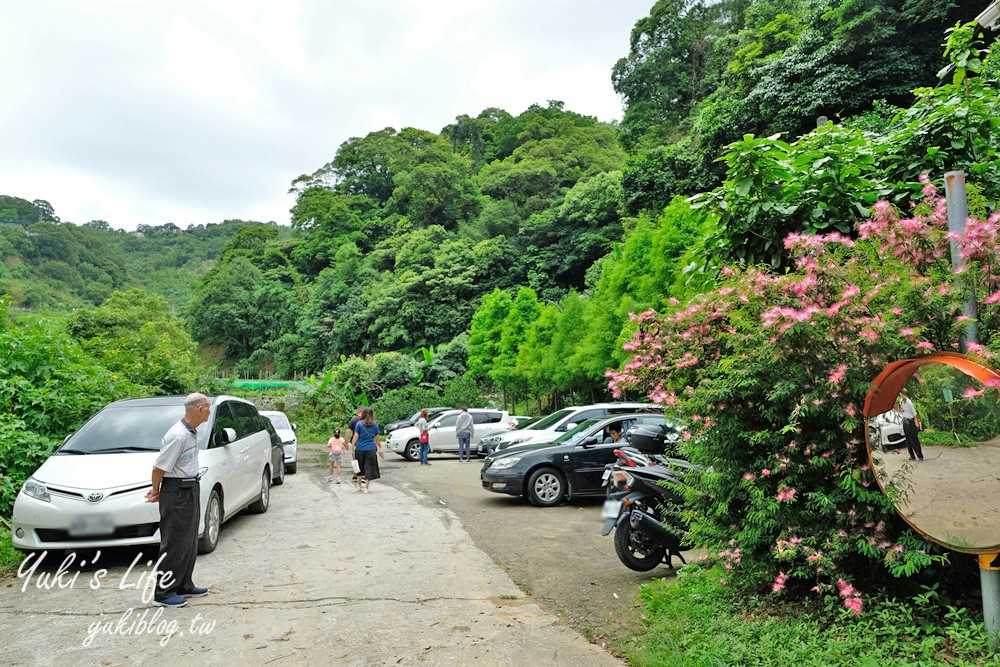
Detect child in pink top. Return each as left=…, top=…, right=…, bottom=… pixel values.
left=327, top=428, right=346, bottom=483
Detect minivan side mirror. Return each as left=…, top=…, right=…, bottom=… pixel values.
left=214, top=427, right=237, bottom=446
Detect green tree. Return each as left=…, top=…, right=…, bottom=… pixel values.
left=187, top=256, right=267, bottom=362
left=67, top=288, right=199, bottom=394
left=491, top=287, right=541, bottom=405
left=466, top=288, right=514, bottom=382
left=520, top=171, right=625, bottom=296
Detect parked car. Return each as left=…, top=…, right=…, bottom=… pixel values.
left=477, top=415, right=543, bottom=456
left=11, top=395, right=275, bottom=555
left=868, top=409, right=906, bottom=449
left=386, top=409, right=513, bottom=460
left=260, top=410, right=297, bottom=474
left=481, top=414, right=676, bottom=507
left=262, top=419, right=286, bottom=486
left=487, top=403, right=663, bottom=452
left=382, top=407, right=455, bottom=435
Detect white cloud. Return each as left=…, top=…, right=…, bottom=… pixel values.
left=0, top=0, right=652, bottom=230
left=163, top=19, right=261, bottom=105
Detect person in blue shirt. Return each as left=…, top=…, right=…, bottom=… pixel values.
left=350, top=407, right=383, bottom=493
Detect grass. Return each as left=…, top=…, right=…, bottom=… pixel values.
left=630, top=564, right=998, bottom=667
left=0, top=525, right=22, bottom=577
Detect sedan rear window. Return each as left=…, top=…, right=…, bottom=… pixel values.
left=264, top=413, right=291, bottom=430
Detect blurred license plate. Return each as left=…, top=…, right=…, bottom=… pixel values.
left=601, top=500, right=622, bottom=520
left=69, top=514, right=114, bottom=537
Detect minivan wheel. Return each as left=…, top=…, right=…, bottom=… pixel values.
left=248, top=470, right=270, bottom=514
left=198, top=490, right=221, bottom=554
left=403, top=439, right=421, bottom=461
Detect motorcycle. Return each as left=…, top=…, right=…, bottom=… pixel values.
left=601, top=424, right=695, bottom=572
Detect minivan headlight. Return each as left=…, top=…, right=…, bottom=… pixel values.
left=23, top=478, right=51, bottom=502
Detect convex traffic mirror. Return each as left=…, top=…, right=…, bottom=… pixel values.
left=865, top=352, right=1000, bottom=553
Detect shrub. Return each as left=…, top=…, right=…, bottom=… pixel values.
left=0, top=301, right=142, bottom=516
left=609, top=184, right=1000, bottom=608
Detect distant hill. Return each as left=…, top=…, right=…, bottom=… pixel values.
left=0, top=194, right=287, bottom=311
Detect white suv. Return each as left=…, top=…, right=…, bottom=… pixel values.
left=488, top=402, right=662, bottom=453
left=387, top=409, right=513, bottom=460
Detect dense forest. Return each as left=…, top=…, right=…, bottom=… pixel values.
left=6, top=0, right=1000, bottom=628
left=0, top=0, right=990, bottom=414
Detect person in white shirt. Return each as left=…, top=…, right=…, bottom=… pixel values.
left=455, top=408, right=475, bottom=463
left=899, top=391, right=924, bottom=462
left=146, top=393, right=211, bottom=607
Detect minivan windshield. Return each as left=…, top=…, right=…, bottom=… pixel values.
left=513, top=416, right=542, bottom=430
left=529, top=409, right=575, bottom=431
left=60, top=405, right=209, bottom=454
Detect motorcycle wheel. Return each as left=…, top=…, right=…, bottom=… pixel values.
left=613, top=519, right=666, bottom=572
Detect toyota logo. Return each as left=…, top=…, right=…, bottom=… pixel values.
left=87, top=492, right=104, bottom=503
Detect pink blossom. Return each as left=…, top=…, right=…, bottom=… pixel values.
left=828, top=364, right=847, bottom=386
left=761, top=469, right=771, bottom=476
left=899, top=327, right=915, bottom=337
left=916, top=341, right=934, bottom=351
left=844, top=597, right=863, bottom=615
left=742, top=472, right=755, bottom=481
left=836, top=579, right=858, bottom=598
left=963, top=387, right=985, bottom=399
left=772, top=572, right=787, bottom=592
left=777, top=487, right=796, bottom=503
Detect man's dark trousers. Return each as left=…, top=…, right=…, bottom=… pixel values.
left=903, top=419, right=923, bottom=461
left=155, top=478, right=200, bottom=599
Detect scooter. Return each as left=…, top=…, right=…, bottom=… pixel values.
left=601, top=424, right=695, bottom=571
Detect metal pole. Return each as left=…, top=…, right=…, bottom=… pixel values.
left=949, top=170, right=995, bottom=648
left=981, top=555, right=1000, bottom=650
left=944, top=171, right=979, bottom=350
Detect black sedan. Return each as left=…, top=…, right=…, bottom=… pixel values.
left=480, top=414, right=674, bottom=507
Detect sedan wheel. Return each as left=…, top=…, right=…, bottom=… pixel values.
left=273, top=459, right=285, bottom=486
left=527, top=468, right=564, bottom=507
left=197, top=490, right=222, bottom=554
left=248, top=470, right=270, bottom=513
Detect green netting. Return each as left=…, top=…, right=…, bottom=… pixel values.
left=232, top=380, right=304, bottom=389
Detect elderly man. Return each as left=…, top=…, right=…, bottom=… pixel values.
left=145, top=393, right=211, bottom=608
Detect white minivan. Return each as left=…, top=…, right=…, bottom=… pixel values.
left=386, top=409, right=513, bottom=460
left=487, top=402, right=662, bottom=453
left=12, top=395, right=274, bottom=555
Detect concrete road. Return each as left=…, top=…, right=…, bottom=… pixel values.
left=377, top=450, right=683, bottom=649
left=0, top=448, right=625, bottom=666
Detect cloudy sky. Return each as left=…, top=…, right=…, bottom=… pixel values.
left=0, top=0, right=651, bottom=231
